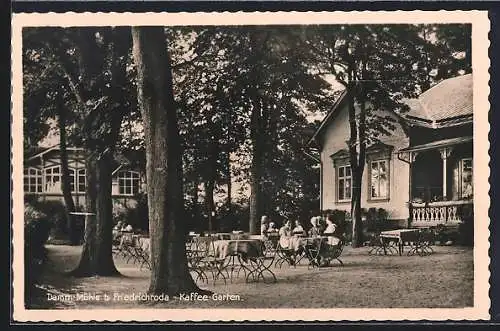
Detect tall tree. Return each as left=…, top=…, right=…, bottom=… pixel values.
left=23, top=27, right=134, bottom=276
left=56, top=92, right=79, bottom=243
left=183, top=27, right=330, bottom=233
left=131, top=26, right=208, bottom=295
left=70, top=27, right=133, bottom=276
left=23, top=31, right=79, bottom=240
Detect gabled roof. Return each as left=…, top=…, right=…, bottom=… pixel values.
left=26, top=144, right=132, bottom=174
left=403, top=73, right=473, bottom=128
left=308, top=73, right=473, bottom=147
left=307, top=90, right=348, bottom=147
left=25, top=146, right=51, bottom=160
left=27, top=144, right=84, bottom=161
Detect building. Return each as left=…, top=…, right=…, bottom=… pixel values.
left=309, top=73, right=473, bottom=228
left=23, top=145, right=145, bottom=208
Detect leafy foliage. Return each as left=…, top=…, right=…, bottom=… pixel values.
left=23, top=25, right=471, bottom=237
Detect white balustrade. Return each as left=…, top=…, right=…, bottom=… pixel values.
left=410, top=201, right=472, bottom=226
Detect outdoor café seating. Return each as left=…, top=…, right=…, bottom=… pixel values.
left=112, top=231, right=151, bottom=270
left=368, top=227, right=436, bottom=257
left=302, top=236, right=344, bottom=268
left=110, top=224, right=347, bottom=286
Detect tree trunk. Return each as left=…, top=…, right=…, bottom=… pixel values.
left=205, top=178, right=215, bottom=232
left=191, top=175, right=200, bottom=232
left=69, top=151, right=120, bottom=276
left=249, top=97, right=262, bottom=235
left=205, top=137, right=218, bottom=232
left=225, top=151, right=232, bottom=215
left=57, top=101, right=78, bottom=244
left=347, top=85, right=367, bottom=248
left=132, top=26, right=205, bottom=295
left=351, top=174, right=364, bottom=247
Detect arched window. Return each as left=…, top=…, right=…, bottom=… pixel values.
left=117, top=170, right=140, bottom=196
left=44, top=166, right=61, bottom=193
left=23, top=167, right=42, bottom=193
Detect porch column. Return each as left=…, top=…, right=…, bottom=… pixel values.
left=439, top=147, right=453, bottom=200
left=408, top=151, right=418, bottom=202
left=40, top=155, right=46, bottom=201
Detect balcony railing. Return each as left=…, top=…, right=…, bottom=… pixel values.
left=409, top=200, right=473, bottom=227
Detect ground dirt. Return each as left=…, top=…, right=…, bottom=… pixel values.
left=28, top=244, right=473, bottom=309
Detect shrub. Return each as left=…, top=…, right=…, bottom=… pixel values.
left=458, top=204, right=474, bottom=246
left=30, top=200, right=68, bottom=238
left=112, top=193, right=150, bottom=231
left=364, top=207, right=389, bottom=233
left=24, top=204, right=50, bottom=303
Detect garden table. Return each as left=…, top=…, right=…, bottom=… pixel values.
left=212, top=239, right=276, bottom=283
left=379, top=229, right=420, bottom=256
left=212, top=239, right=263, bottom=260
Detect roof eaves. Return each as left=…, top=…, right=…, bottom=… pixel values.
left=307, top=90, right=348, bottom=147
left=27, top=144, right=59, bottom=161
left=27, top=144, right=85, bottom=161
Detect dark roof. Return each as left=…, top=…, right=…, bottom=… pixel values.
left=308, top=74, right=473, bottom=147
left=398, top=136, right=473, bottom=153
left=404, top=73, right=473, bottom=127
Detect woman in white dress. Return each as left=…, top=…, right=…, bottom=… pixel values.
left=278, top=220, right=293, bottom=248
left=323, top=215, right=340, bottom=246
left=292, top=220, right=306, bottom=237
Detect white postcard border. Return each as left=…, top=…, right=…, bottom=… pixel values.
left=11, top=10, right=491, bottom=321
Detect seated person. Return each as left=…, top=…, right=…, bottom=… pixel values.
left=278, top=220, right=298, bottom=265
left=121, top=223, right=133, bottom=232
left=114, top=221, right=124, bottom=231
left=260, top=215, right=269, bottom=239
left=292, top=220, right=306, bottom=236
left=278, top=220, right=292, bottom=248
left=308, top=217, right=322, bottom=237
left=268, top=221, right=278, bottom=233
left=323, top=215, right=341, bottom=246
left=112, top=221, right=123, bottom=243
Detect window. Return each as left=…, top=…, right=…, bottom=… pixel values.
left=460, top=158, right=473, bottom=199
left=370, top=159, right=389, bottom=200
left=77, top=169, right=86, bottom=193
left=337, top=165, right=352, bottom=202
left=69, top=168, right=86, bottom=193
left=24, top=167, right=42, bottom=193
left=44, top=166, right=61, bottom=193
left=117, top=170, right=140, bottom=195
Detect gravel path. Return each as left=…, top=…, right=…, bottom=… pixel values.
left=29, top=244, right=473, bottom=309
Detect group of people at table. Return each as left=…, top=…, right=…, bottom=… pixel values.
left=111, top=214, right=344, bottom=267
left=260, top=214, right=343, bottom=266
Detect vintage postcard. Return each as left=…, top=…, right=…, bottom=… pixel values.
left=11, top=11, right=491, bottom=321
